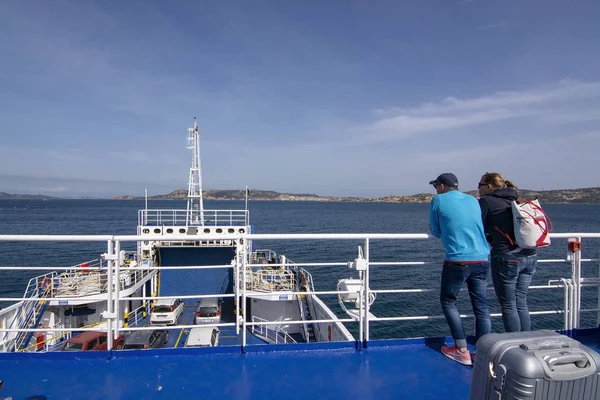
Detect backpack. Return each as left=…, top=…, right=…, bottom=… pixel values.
left=511, top=199, right=553, bottom=249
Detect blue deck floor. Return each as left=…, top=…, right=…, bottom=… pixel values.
left=2, top=330, right=599, bottom=400
left=161, top=304, right=266, bottom=348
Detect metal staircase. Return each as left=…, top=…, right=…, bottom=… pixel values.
left=297, top=295, right=315, bottom=343
left=6, top=276, right=53, bottom=352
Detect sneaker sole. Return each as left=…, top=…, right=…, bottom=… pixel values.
left=442, top=352, right=472, bottom=366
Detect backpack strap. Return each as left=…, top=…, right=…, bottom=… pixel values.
left=494, top=226, right=516, bottom=246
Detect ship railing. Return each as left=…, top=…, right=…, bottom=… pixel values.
left=249, top=249, right=277, bottom=265
left=248, top=270, right=297, bottom=292
left=1, top=272, right=57, bottom=350
left=138, top=209, right=249, bottom=227
left=238, top=233, right=600, bottom=344
left=1, top=233, right=599, bottom=351
left=251, top=316, right=297, bottom=344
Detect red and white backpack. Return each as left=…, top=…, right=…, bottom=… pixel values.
left=511, top=199, right=553, bottom=249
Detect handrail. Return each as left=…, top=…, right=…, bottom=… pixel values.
left=251, top=316, right=296, bottom=344
left=1, top=233, right=599, bottom=351
left=138, top=209, right=249, bottom=227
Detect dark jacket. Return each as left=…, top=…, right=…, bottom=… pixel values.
left=479, top=188, right=536, bottom=255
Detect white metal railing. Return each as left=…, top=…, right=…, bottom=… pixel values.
left=0, top=232, right=599, bottom=351
left=138, top=209, right=249, bottom=227
left=251, top=316, right=297, bottom=344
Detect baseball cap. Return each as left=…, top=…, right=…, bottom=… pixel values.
left=429, top=173, right=459, bottom=187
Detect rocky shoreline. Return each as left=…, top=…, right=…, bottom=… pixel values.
left=3, top=187, right=600, bottom=204
left=111, top=187, right=600, bottom=204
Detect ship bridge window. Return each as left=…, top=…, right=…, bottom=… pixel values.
left=65, top=306, right=95, bottom=316
left=203, top=228, right=210, bottom=234
left=228, top=228, right=234, bottom=233
left=216, top=228, right=222, bottom=233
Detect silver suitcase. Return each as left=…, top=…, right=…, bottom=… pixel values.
left=469, top=330, right=600, bottom=399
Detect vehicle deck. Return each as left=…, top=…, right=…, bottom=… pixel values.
left=2, top=328, right=599, bottom=400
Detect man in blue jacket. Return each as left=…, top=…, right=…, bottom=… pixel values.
left=429, top=173, right=491, bottom=366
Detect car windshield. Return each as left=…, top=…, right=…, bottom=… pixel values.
left=153, top=306, right=171, bottom=313
left=63, top=342, right=84, bottom=351
left=198, top=307, right=217, bottom=317
left=123, top=344, right=145, bottom=350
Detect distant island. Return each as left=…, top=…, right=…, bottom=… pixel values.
left=2, top=187, right=600, bottom=204
left=112, top=187, right=600, bottom=204
left=0, top=192, right=59, bottom=200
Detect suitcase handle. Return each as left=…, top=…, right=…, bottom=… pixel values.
left=545, top=353, right=590, bottom=370
left=520, top=341, right=570, bottom=351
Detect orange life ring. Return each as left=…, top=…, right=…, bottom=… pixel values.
left=40, top=277, right=50, bottom=289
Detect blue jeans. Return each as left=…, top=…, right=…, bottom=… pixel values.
left=491, top=252, right=537, bottom=332
left=440, top=262, right=491, bottom=348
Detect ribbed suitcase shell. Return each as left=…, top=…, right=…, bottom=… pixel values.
left=469, top=330, right=600, bottom=400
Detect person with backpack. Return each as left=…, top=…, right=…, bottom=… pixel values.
left=478, top=172, right=537, bottom=332
left=429, top=173, right=491, bottom=366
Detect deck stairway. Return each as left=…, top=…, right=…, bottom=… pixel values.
left=8, top=275, right=54, bottom=352
left=251, top=316, right=297, bottom=344
left=297, top=295, right=315, bottom=343
left=297, top=269, right=317, bottom=343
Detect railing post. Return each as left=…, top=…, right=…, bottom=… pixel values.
left=561, top=278, right=574, bottom=332
left=106, top=239, right=114, bottom=351
left=242, top=238, right=247, bottom=349
left=358, top=286, right=364, bottom=344
left=597, top=246, right=600, bottom=328
left=571, top=237, right=582, bottom=329
left=114, top=241, right=121, bottom=342
left=364, top=238, right=370, bottom=344
left=234, top=249, right=240, bottom=336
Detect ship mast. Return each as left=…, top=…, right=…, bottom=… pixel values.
left=186, top=117, right=204, bottom=225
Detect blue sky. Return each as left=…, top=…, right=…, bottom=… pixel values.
left=1, top=0, right=599, bottom=198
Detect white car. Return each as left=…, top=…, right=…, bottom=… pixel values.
left=194, top=297, right=222, bottom=325
left=185, top=327, right=220, bottom=348
left=150, top=298, right=184, bottom=326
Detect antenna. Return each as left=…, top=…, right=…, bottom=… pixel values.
left=186, top=117, right=204, bottom=225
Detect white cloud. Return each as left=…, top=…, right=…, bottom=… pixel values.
left=360, top=80, right=600, bottom=142
left=30, top=186, right=68, bottom=193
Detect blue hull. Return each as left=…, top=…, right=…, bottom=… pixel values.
left=2, top=328, right=599, bottom=400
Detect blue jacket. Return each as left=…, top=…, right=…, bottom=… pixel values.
left=429, top=190, right=490, bottom=262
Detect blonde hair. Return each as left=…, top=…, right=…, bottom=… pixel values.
left=482, top=172, right=518, bottom=190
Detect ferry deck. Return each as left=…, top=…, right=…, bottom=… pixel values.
left=1, top=231, right=599, bottom=399
left=1, top=329, right=600, bottom=399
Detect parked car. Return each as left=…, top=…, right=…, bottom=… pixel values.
left=123, top=329, right=168, bottom=350
left=150, top=298, right=184, bottom=326
left=61, top=331, right=125, bottom=351
left=185, top=327, right=219, bottom=348
left=194, top=298, right=221, bottom=325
